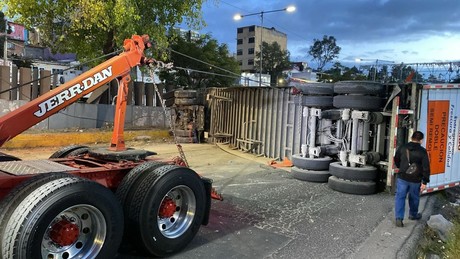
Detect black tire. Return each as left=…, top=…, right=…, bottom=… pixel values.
left=329, top=162, right=378, bottom=181
left=0, top=173, right=72, bottom=256
left=290, top=82, right=334, bottom=95
left=292, top=154, right=333, bottom=170
left=127, top=165, right=206, bottom=257
left=49, top=145, right=89, bottom=158
left=1, top=177, right=123, bottom=259
left=66, top=147, right=90, bottom=157
left=333, top=95, right=383, bottom=111
left=116, top=161, right=167, bottom=214
left=327, top=176, right=376, bottom=195
left=291, top=166, right=330, bottom=183
left=0, top=152, right=21, bottom=161
left=334, top=81, right=385, bottom=95
left=302, top=96, right=333, bottom=108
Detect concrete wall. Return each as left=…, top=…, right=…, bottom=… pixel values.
left=0, top=99, right=169, bottom=130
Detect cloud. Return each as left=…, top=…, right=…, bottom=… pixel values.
left=195, top=0, right=460, bottom=63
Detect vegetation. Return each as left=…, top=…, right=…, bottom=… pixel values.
left=160, top=34, right=240, bottom=89
left=308, top=35, right=341, bottom=71
left=254, top=41, right=291, bottom=86
left=444, top=207, right=460, bottom=258
left=2, top=0, right=205, bottom=60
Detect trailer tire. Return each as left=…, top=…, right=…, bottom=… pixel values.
left=66, top=147, right=90, bottom=157
left=290, top=82, right=334, bottom=95
left=116, top=161, right=166, bottom=215
left=1, top=177, right=123, bottom=259
left=292, top=154, right=333, bottom=170
left=0, top=173, right=72, bottom=256
left=127, top=165, right=206, bottom=257
left=334, top=81, right=385, bottom=95
left=302, top=96, right=333, bottom=108
left=329, top=162, right=378, bottom=181
left=49, top=145, right=89, bottom=158
left=291, top=166, right=330, bottom=183
left=333, top=95, right=383, bottom=111
left=327, top=176, right=376, bottom=195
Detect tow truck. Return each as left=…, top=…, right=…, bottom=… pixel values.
left=0, top=35, right=212, bottom=259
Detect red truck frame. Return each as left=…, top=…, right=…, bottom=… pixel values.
left=0, top=35, right=212, bottom=258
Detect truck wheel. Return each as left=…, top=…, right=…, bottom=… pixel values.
left=0, top=173, right=72, bottom=256
left=333, top=95, right=383, bottom=111
left=1, top=177, right=123, bottom=259
left=66, top=147, right=90, bottom=157
left=334, top=81, right=385, bottom=95
left=292, top=154, right=333, bottom=170
left=127, top=165, right=206, bottom=257
left=329, top=162, right=378, bottom=181
left=49, top=145, right=89, bottom=158
left=116, top=161, right=166, bottom=213
left=291, top=82, right=334, bottom=95
left=302, top=96, right=333, bottom=108
left=291, top=166, right=330, bottom=183
left=327, top=176, right=376, bottom=195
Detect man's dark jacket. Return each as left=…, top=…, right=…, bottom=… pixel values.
left=394, top=142, right=430, bottom=184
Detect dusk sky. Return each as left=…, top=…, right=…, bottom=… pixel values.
left=190, top=0, right=460, bottom=68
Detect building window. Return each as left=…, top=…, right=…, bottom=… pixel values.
left=248, top=37, right=255, bottom=43
left=248, top=59, right=254, bottom=66
left=237, top=38, right=243, bottom=45
left=249, top=26, right=255, bottom=32
left=237, top=28, right=243, bottom=33
left=237, top=49, right=243, bottom=55
left=248, top=48, right=254, bottom=55
left=238, top=61, right=242, bottom=66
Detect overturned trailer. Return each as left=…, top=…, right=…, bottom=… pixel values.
left=207, top=82, right=460, bottom=194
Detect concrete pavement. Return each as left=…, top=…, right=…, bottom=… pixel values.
left=115, top=143, right=432, bottom=259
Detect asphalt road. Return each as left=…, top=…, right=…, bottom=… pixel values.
left=113, top=143, right=395, bottom=259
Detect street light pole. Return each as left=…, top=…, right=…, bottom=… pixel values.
left=234, top=6, right=295, bottom=87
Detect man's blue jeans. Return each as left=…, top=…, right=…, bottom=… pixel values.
left=395, top=177, right=421, bottom=220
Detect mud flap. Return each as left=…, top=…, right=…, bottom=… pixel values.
left=201, top=177, right=213, bottom=226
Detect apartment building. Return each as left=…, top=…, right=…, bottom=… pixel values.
left=236, top=25, right=287, bottom=72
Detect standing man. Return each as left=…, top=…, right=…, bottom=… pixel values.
left=393, top=131, right=430, bottom=227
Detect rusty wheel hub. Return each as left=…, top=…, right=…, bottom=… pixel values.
left=49, top=219, right=80, bottom=247
left=159, top=197, right=177, bottom=218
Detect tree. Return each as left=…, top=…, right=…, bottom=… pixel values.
left=254, top=41, right=291, bottom=85
left=2, top=0, right=205, bottom=60
left=160, top=34, right=240, bottom=89
left=389, top=64, right=424, bottom=83
left=308, top=35, right=341, bottom=71
left=323, top=62, right=366, bottom=82
left=0, top=11, right=12, bottom=59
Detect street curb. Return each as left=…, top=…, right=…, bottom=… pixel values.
left=348, top=194, right=435, bottom=259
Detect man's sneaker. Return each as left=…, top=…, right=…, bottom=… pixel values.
left=409, top=213, right=422, bottom=220
left=395, top=219, right=404, bottom=227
